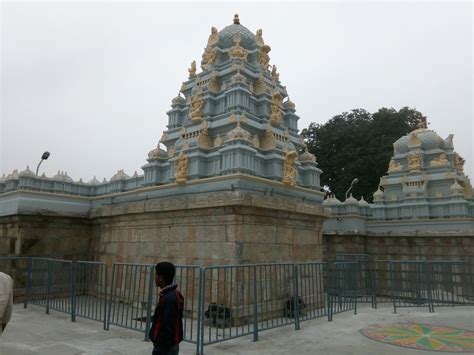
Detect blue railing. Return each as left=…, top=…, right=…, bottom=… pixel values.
left=1, top=255, right=472, bottom=355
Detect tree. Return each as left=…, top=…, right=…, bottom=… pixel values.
left=301, top=107, right=426, bottom=202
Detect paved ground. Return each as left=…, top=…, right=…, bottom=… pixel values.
left=1, top=303, right=473, bottom=354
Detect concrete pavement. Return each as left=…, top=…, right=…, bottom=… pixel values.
left=1, top=303, right=473, bottom=354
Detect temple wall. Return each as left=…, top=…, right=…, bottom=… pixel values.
left=94, top=204, right=324, bottom=268
left=0, top=215, right=96, bottom=259
left=323, top=234, right=474, bottom=264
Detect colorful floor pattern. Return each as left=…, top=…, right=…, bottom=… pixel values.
left=360, top=323, right=474, bottom=353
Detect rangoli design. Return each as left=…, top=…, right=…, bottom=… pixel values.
left=360, top=323, right=474, bottom=352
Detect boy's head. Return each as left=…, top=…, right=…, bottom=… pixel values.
left=155, top=262, right=175, bottom=288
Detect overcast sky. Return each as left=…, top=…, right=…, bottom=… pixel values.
left=1, top=1, right=472, bottom=182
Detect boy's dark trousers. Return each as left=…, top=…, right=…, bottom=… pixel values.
left=152, top=344, right=179, bottom=355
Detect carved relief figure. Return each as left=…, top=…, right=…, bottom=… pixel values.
left=207, top=26, right=219, bottom=47
left=197, top=127, right=212, bottom=149
left=190, top=90, right=204, bottom=122
left=408, top=154, right=421, bottom=170
left=270, top=91, right=282, bottom=125
left=253, top=74, right=266, bottom=95
left=188, top=60, right=196, bottom=79
left=258, top=45, right=271, bottom=69
left=271, top=65, right=279, bottom=82
left=430, top=153, right=450, bottom=167
left=201, top=46, right=217, bottom=68
left=454, top=153, right=465, bottom=172
left=208, top=70, right=219, bottom=93
left=175, top=152, right=188, bottom=184
left=261, top=122, right=276, bottom=150
left=388, top=159, right=402, bottom=172
left=255, top=29, right=265, bottom=47
left=229, top=33, right=247, bottom=60
left=282, top=151, right=298, bottom=186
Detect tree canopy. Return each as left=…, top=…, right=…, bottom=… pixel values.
left=301, top=107, right=426, bottom=202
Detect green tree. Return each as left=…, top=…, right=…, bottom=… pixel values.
left=301, top=107, right=426, bottom=202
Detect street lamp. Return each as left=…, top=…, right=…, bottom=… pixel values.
left=345, top=178, right=359, bottom=200
left=35, top=151, right=50, bottom=176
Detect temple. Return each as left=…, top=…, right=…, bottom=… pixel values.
left=0, top=15, right=326, bottom=265
left=323, top=122, right=474, bottom=235
left=0, top=15, right=472, bottom=266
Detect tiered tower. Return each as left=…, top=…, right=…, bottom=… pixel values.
left=323, top=120, right=474, bottom=235
left=143, top=14, right=321, bottom=189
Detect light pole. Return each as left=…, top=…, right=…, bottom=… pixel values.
left=35, top=151, right=50, bottom=176
left=345, top=178, right=359, bottom=200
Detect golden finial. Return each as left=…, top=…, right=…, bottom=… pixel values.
left=233, top=14, right=240, bottom=25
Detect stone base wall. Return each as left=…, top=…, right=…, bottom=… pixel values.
left=323, top=234, right=474, bottom=264
left=0, top=215, right=95, bottom=259
left=95, top=205, right=324, bottom=267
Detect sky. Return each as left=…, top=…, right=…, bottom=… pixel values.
left=1, top=1, right=473, bottom=182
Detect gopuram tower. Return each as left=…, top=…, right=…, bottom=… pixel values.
left=0, top=15, right=327, bottom=265
left=144, top=14, right=321, bottom=190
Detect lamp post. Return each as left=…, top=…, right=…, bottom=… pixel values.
left=35, top=151, right=50, bottom=176
left=345, top=178, right=359, bottom=200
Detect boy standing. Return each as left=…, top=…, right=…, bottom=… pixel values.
left=149, top=262, right=184, bottom=355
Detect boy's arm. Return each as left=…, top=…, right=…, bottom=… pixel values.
left=154, top=294, right=177, bottom=352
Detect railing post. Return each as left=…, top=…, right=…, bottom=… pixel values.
left=252, top=265, right=259, bottom=341
left=293, top=264, right=300, bottom=330
left=425, top=262, right=434, bottom=313
left=103, top=263, right=108, bottom=330
left=144, top=265, right=154, bottom=342
left=46, top=259, right=52, bottom=315
left=371, top=261, right=377, bottom=309
left=106, top=264, right=116, bottom=331
left=353, top=263, right=358, bottom=315
left=327, top=263, right=333, bottom=322
left=198, top=268, right=206, bottom=355
left=390, top=262, right=396, bottom=314
left=71, top=262, right=76, bottom=322
left=24, top=257, right=32, bottom=309
left=196, top=267, right=203, bottom=355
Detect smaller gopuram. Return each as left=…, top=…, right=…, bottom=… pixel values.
left=324, top=121, right=474, bottom=236
left=0, top=15, right=327, bottom=266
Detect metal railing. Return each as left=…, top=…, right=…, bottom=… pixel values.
left=74, top=261, right=108, bottom=327
left=106, top=263, right=154, bottom=338
left=1, top=256, right=473, bottom=355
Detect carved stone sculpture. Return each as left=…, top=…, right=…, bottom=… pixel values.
left=454, top=153, right=465, bottom=172
left=388, top=159, right=402, bottom=172
left=201, top=46, right=217, bottom=68
left=207, top=26, right=219, bottom=47
left=208, top=70, right=219, bottom=93
left=258, top=45, right=271, bottom=69
left=255, top=29, right=265, bottom=47
left=430, top=153, right=450, bottom=167
left=271, top=65, right=279, bottom=83
left=229, top=33, right=247, bottom=60
left=175, top=152, right=188, bottom=184
left=188, top=60, right=196, bottom=79
left=261, top=122, right=276, bottom=150
left=408, top=154, right=421, bottom=171
left=282, top=151, right=298, bottom=186
left=270, top=91, right=282, bottom=125
left=253, top=74, right=266, bottom=95
left=190, top=90, right=204, bottom=122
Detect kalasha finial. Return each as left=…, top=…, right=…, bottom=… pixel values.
left=233, top=14, right=240, bottom=25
